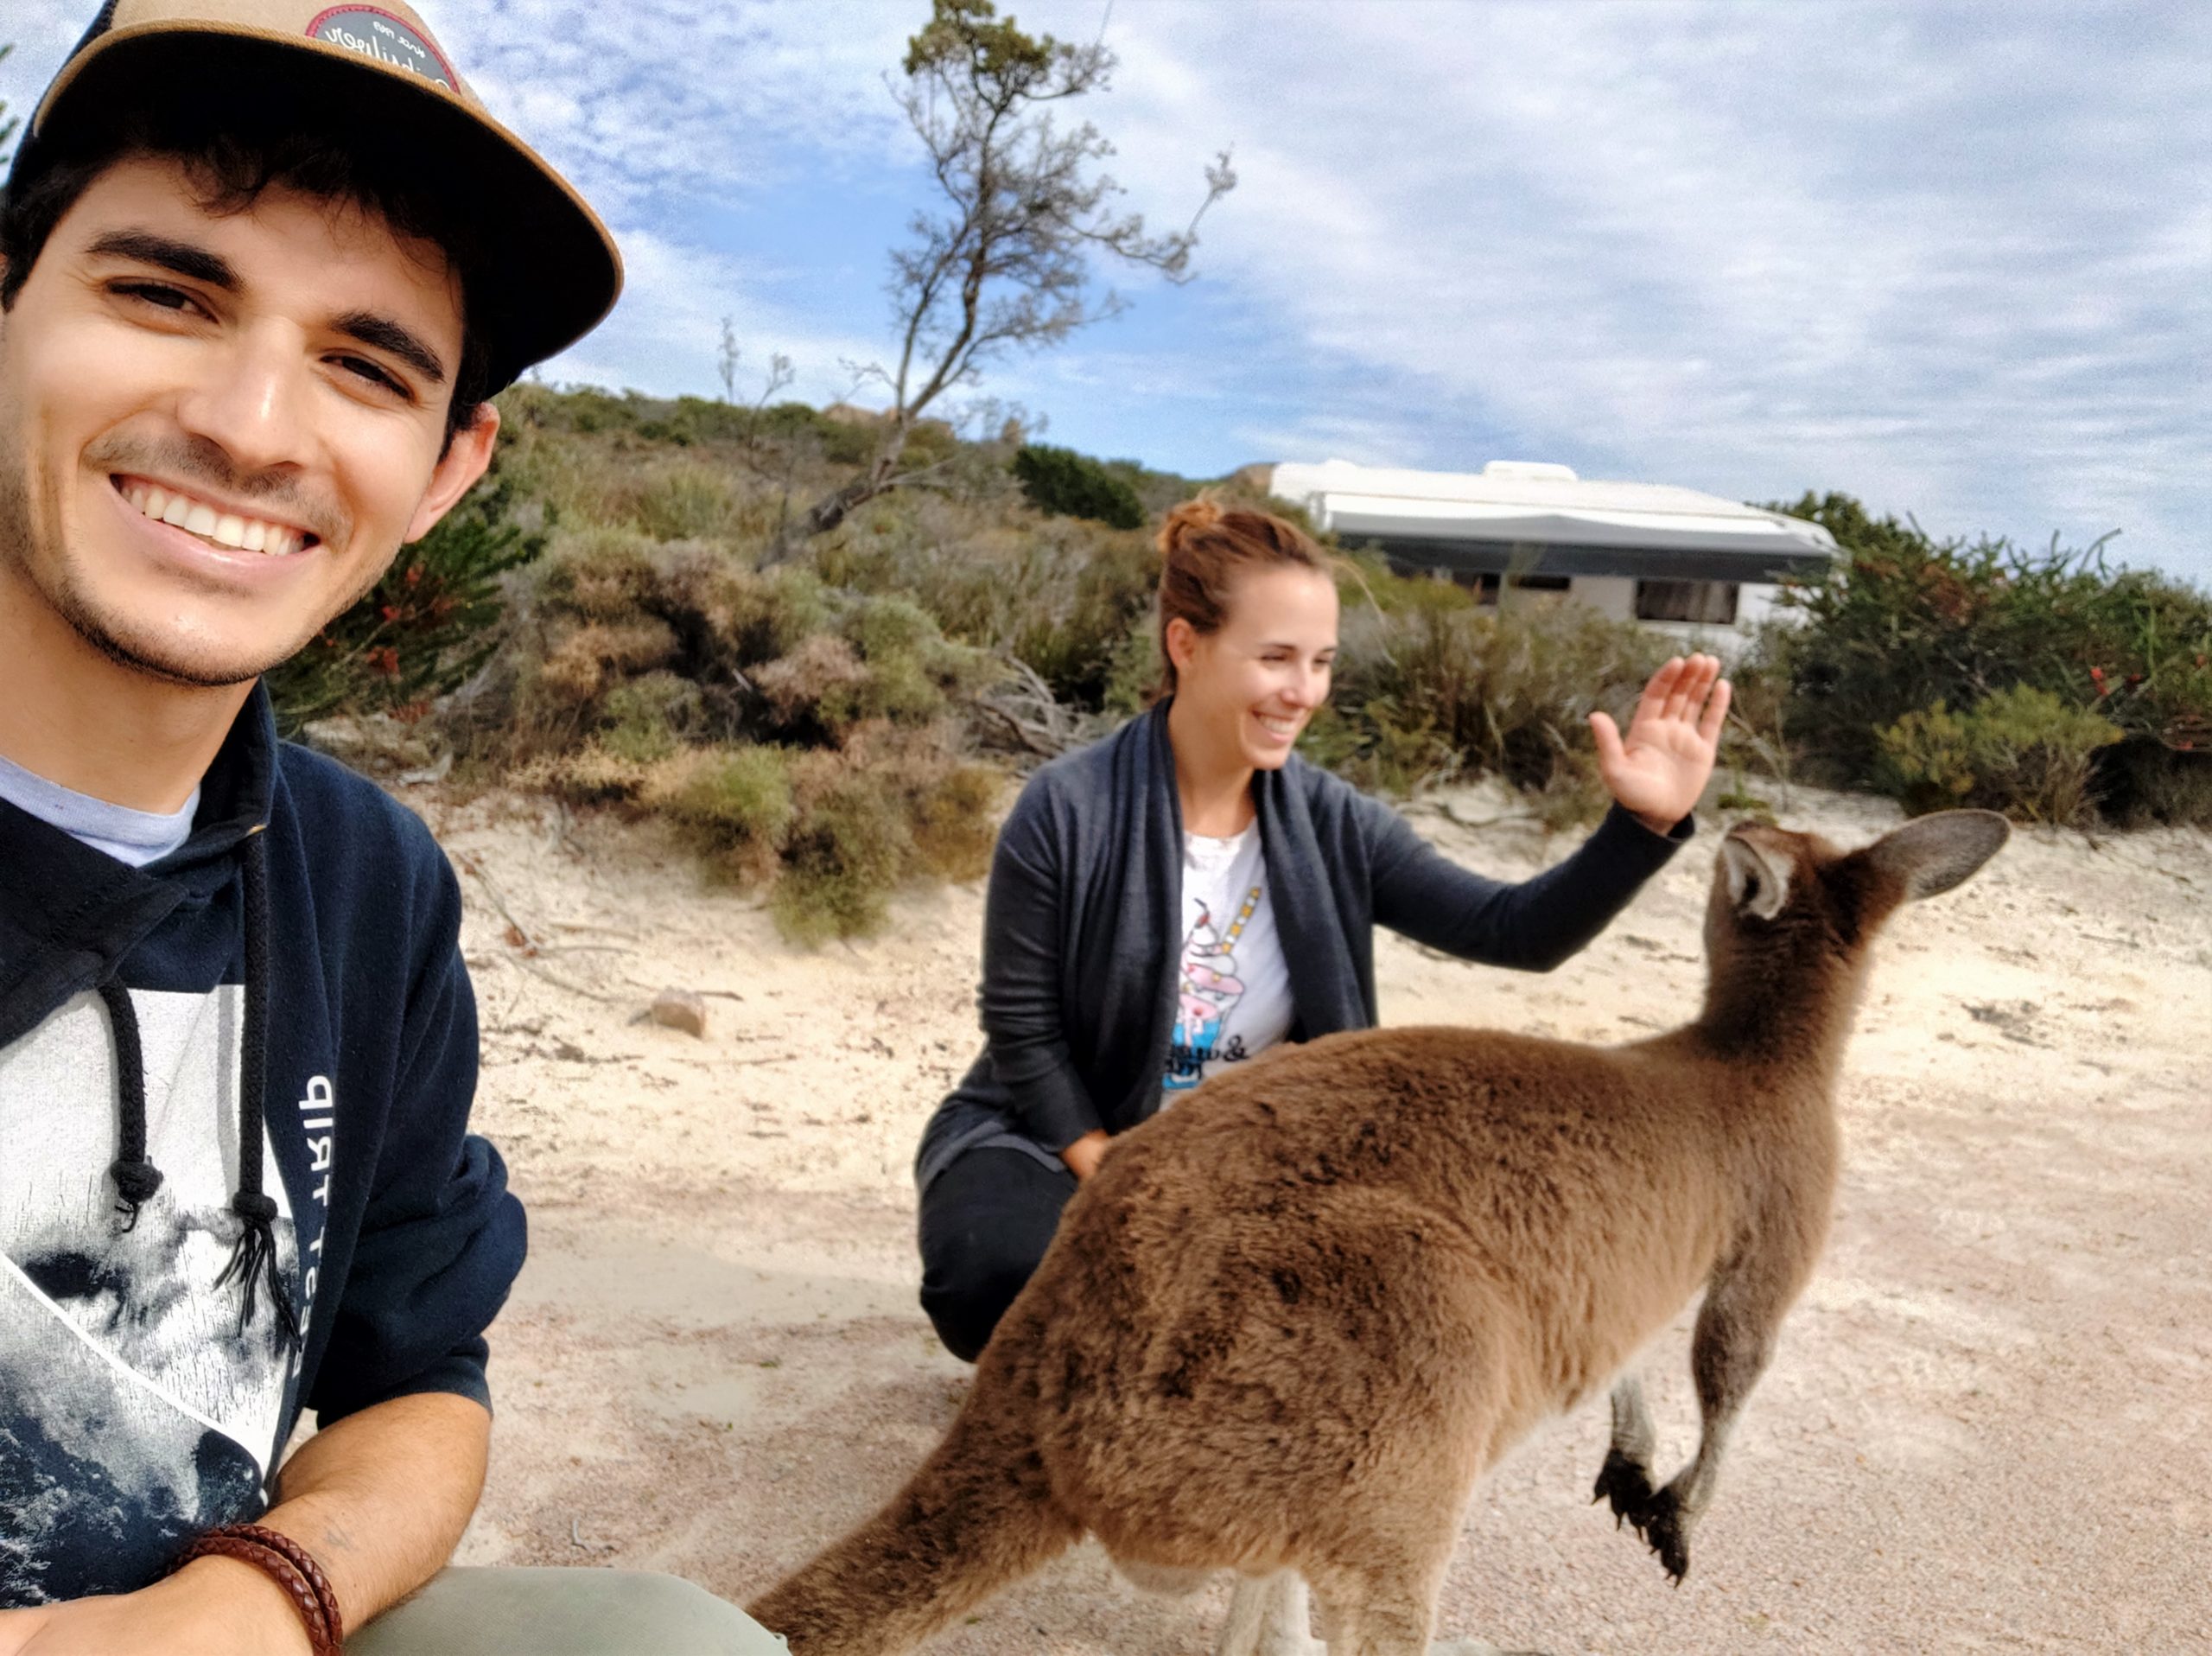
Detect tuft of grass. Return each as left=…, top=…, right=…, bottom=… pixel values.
left=772, top=767, right=913, bottom=945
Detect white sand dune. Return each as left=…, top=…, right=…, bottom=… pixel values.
left=413, top=779, right=2210, bottom=1654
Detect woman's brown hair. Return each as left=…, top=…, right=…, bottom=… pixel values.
left=1154, top=497, right=1336, bottom=694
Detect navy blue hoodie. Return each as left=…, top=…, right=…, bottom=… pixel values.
left=0, top=685, right=524, bottom=1607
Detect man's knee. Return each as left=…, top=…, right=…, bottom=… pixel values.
left=352, top=1567, right=787, bottom=1655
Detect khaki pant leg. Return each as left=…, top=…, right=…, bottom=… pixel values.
left=347, top=1567, right=788, bottom=1655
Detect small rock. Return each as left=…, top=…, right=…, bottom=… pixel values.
left=650, top=988, right=708, bottom=1037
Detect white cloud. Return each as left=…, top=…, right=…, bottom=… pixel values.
left=1027, top=0, right=2212, bottom=581
left=4, top=0, right=2206, bottom=583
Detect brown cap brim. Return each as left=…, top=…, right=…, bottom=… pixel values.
left=27, top=22, right=622, bottom=391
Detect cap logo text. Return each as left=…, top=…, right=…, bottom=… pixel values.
left=305, top=7, right=456, bottom=91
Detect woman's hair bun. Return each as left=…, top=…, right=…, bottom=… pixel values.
left=1157, top=494, right=1227, bottom=557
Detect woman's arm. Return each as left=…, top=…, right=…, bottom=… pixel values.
left=1369, top=655, right=1727, bottom=971
left=1368, top=799, right=1686, bottom=971
left=976, top=786, right=1104, bottom=1156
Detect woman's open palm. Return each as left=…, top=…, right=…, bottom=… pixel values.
left=1590, top=654, right=1732, bottom=832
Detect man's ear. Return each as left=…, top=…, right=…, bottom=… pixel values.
left=404, top=401, right=501, bottom=543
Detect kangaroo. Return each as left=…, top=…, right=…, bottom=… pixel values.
left=750, top=810, right=2010, bottom=1656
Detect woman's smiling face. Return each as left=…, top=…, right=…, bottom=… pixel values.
left=0, top=152, right=495, bottom=687
left=1168, top=563, right=1340, bottom=772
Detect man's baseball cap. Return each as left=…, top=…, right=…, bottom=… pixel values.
left=9, top=1, right=623, bottom=392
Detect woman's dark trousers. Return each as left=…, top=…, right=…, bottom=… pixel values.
left=917, top=1145, right=1077, bottom=1361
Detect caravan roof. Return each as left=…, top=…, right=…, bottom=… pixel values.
left=1267, top=459, right=1838, bottom=583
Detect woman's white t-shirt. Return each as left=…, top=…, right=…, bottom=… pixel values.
left=1162, top=823, right=1294, bottom=1105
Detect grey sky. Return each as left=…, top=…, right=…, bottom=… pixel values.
left=5, top=2, right=2205, bottom=585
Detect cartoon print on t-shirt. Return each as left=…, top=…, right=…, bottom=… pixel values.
left=1164, top=883, right=1263, bottom=1092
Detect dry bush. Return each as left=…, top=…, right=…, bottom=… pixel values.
left=1309, top=574, right=1668, bottom=814
left=454, top=521, right=1007, bottom=942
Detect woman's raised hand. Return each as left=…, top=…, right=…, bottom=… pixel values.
left=1589, top=654, right=1732, bottom=835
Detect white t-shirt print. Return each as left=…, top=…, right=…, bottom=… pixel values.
left=1161, top=823, right=1294, bottom=1105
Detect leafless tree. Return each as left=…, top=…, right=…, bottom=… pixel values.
left=760, top=0, right=1234, bottom=564
left=717, top=315, right=742, bottom=404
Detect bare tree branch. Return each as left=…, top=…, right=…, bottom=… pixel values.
left=760, top=0, right=1235, bottom=564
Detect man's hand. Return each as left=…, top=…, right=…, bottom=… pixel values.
left=1059, top=1129, right=1111, bottom=1181
left=1590, top=654, right=1732, bottom=835
left=0, top=1392, right=492, bottom=1656
left=0, top=1557, right=312, bottom=1656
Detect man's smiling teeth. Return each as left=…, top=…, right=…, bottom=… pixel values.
left=119, top=480, right=308, bottom=556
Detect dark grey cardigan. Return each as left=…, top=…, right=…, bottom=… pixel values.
left=915, top=700, right=1690, bottom=1189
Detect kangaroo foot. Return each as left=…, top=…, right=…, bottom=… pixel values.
left=1590, top=1447, right=1657, bottom=1530
left=1627, top=1486, right=1691, bottom=1585
left=1592, top=1455, right=1691, bottom=1583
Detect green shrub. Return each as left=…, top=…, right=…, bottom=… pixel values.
left=1014, top=444, right=1147, bottom=530
left=268, top=478, right=543, bottom=732
left=1875, top=685, right=2122, bottom=825
left=1758, top=493, right=2212, bottom=825
left=626, top=465, right=746, bottom=541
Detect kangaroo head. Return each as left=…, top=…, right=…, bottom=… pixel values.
left=1700, top=810, right=2010, bottom=1052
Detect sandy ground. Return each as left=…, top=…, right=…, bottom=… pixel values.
left=398, top=775, right=2211, bottom=1654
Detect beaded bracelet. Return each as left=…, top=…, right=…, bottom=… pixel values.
left=169, top=1522, right=346, bottom=1655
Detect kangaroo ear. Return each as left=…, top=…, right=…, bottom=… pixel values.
left=1719, top=833, right=1792, bottom=920
left=1866, top=810, right=2010, bottom=901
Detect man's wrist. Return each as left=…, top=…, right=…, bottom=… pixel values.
left=159, top=1556, right=317, bottom=1656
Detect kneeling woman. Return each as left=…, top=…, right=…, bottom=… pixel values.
left=915, top=500, right=1730, bottom=1361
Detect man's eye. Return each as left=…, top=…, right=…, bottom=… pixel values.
left=334, top=356, right=408, bottom=397
left=115, top=282, right=195, bottom=312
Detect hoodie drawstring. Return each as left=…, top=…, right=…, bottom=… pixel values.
left=98, top=982, right=162, bottom=1228
left=101, top=831, right=299, bottom=1353
left=213, top=833, right=299, bottom=1349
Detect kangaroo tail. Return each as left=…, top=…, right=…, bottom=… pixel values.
left=747, top=1388, right=1081, bottom=1655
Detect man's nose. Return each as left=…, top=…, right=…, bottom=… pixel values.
left=173, top=323, right=318, bottom=480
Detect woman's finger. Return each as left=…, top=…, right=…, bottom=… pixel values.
left=1697, top=675, right=1734, bottom=747
left=1632, top=658, right=1684, bottom=732
left=1589, top=710, right=1627, bottom=774
left=1659, top=653, right=1706, bottom=723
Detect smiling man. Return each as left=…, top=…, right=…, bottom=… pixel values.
left=0, top=6, right=781, bottom=1654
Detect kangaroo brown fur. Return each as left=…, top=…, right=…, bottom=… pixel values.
left=750, top=811, right=2010, bottom=1655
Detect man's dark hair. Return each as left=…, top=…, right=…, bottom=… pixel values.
left=2, top=103, right=493, bottom=454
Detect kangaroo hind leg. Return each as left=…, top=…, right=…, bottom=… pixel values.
left=1589, top=1372, right=1661, bottom=1529
left=1614, top=1257, right=1796, bottom=1585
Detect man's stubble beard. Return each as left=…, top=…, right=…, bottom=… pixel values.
left=0, top=444, right=383, bottom=691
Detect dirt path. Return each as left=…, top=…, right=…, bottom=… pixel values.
left=410, top=781, right=2211, bottom=1653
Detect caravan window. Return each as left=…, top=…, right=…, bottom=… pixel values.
left=1636, top=579, right=1739, bottom=625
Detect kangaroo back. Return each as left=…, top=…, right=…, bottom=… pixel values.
left=747, top=1370, right=1080, bottom=1656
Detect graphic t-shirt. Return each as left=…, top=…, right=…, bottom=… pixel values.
left=0, top=985, right=308, bottom=1603
left=1161, top=823, right=1293, bottom=1103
